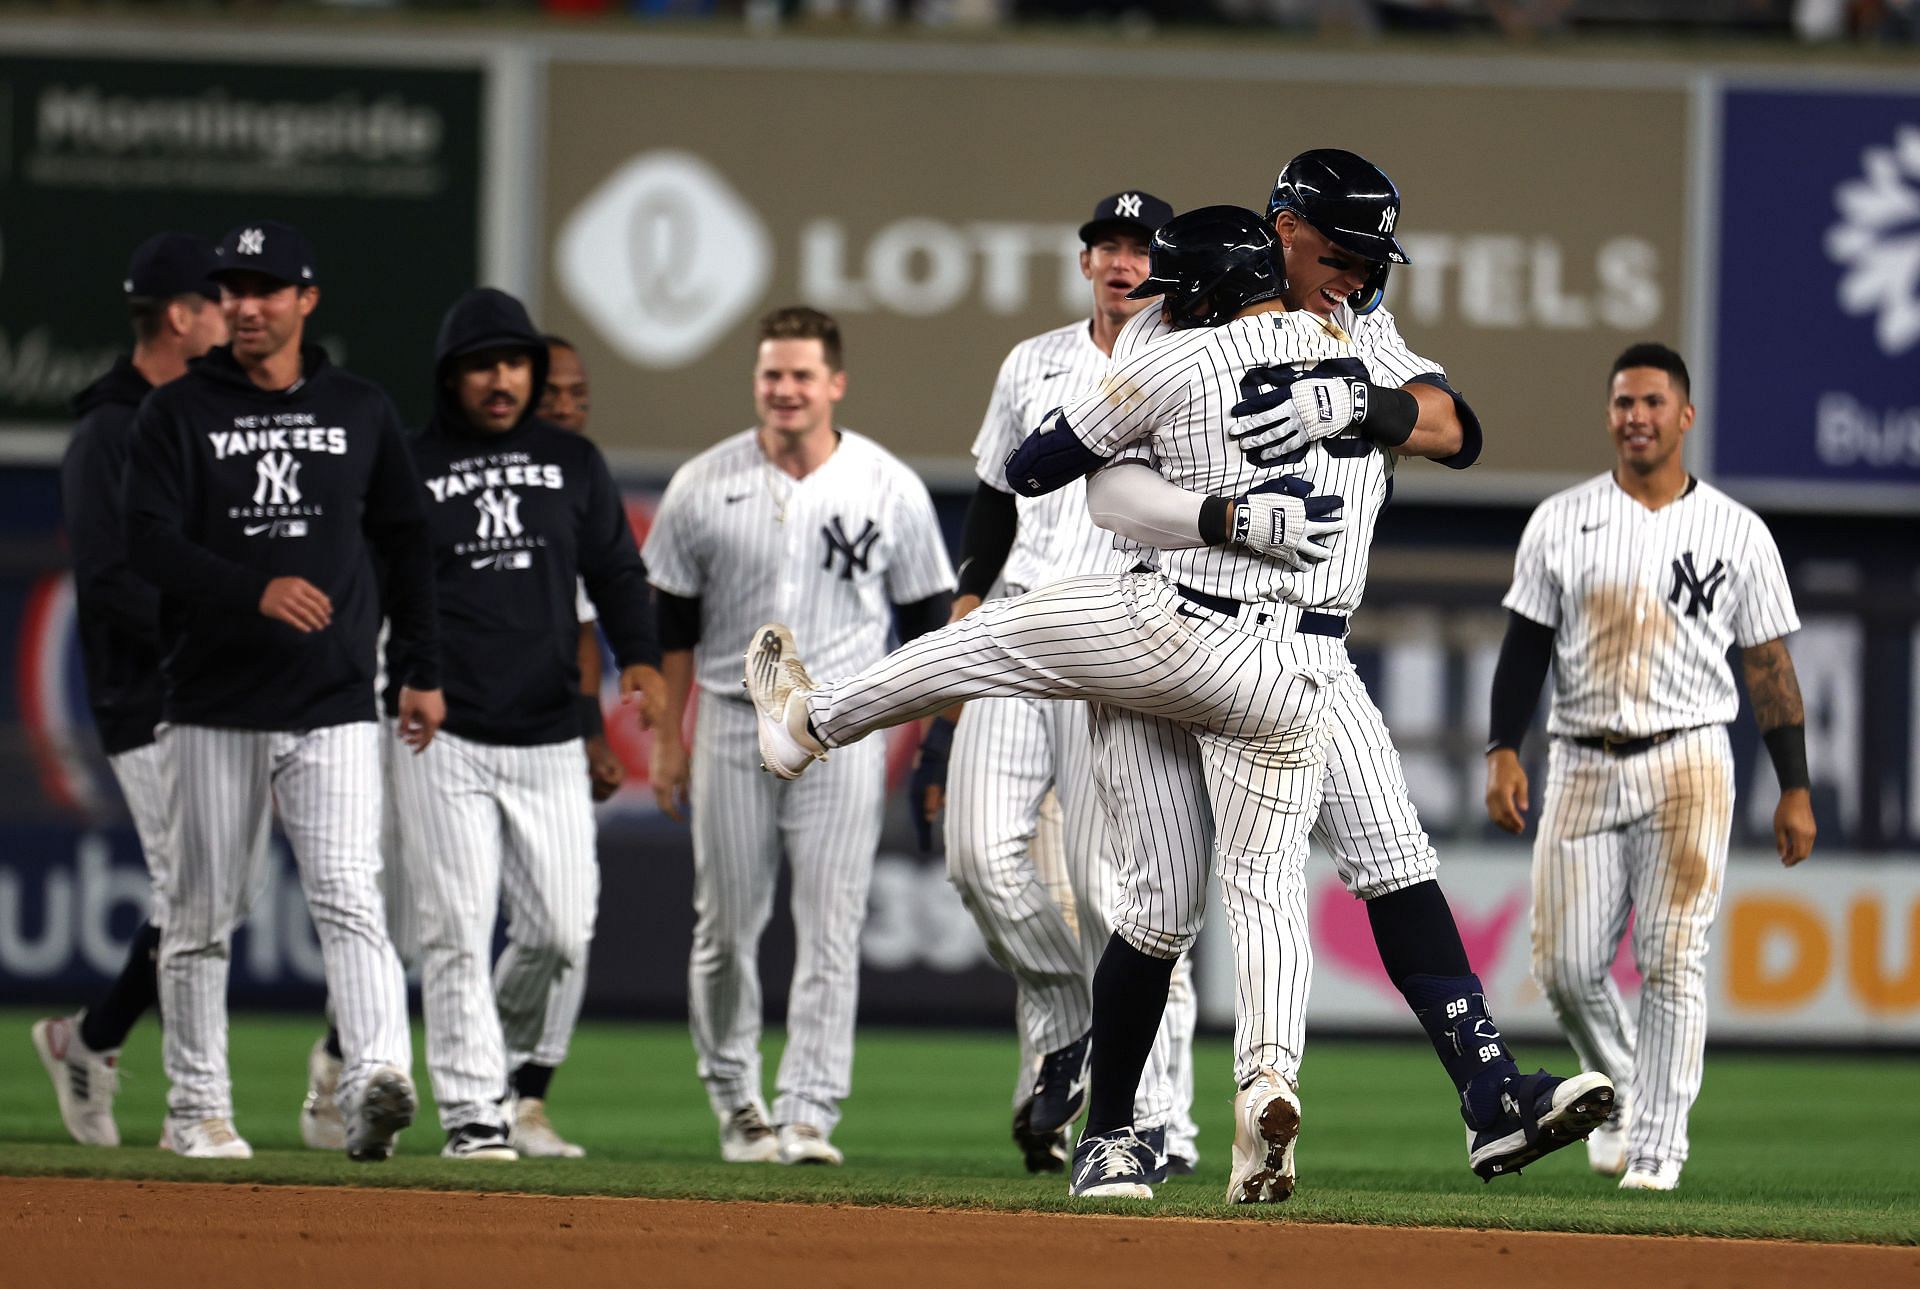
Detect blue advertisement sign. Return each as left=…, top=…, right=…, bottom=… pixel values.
left=1714, top=89, right=1920, bottom=492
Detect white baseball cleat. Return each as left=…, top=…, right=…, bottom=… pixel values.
left=31, top=1013, right=121, bottom=1147
left=165, top=1116, right=253, bottom=1160
left=1619, top=1159, right=1682, bottom=1191
left=777, top=1122, right=844, bottom=1166
left=720, top=1103, right=781, bottom=1163
left=745, top=624, right=826, bottom=780
left=299, top=1035, right=348, bottom=1151
left=1227, top=1067, right=1301, bottom=1204
left=345, top=1065, right=416, bottom=1162
left=1587, top=1109, right=1629, bottom=1177
left=511, top=1097, right=586, bottom=1159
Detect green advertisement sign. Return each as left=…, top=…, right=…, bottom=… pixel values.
left=0, top=55, right=481, bottom=427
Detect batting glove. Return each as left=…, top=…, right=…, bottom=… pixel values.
left=1233, top=476, right=1347, bottom=571
left=1229, top=374, right=1365, bottom=461
left=908, top=714, right=957, bottom=853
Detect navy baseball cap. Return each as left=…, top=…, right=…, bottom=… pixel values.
left=212, top=220, right=319, bottom=288
left=124, top=233, right=221, bottom=301
left=1079, top=191, right=1174, bottom=245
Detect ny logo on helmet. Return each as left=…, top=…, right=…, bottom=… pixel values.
left=238, top=227, right=266, bottom=256
left=475, top=487, right=523, bottom=540
left=1378, top=207, right=1397, bottom=234
left=253, top=452, right=301, bottom=506
left=1117, top=193, right=1143, bottom=219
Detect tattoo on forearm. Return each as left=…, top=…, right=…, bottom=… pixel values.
left=1743, top=639, right=1805, bottom=732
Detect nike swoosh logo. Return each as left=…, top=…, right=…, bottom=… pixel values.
left=1041, top=369, right=1071, bottom=380
left=1581, top=521, right=1608, bottom=533
left=725, top=492, right=752, bottom=504
left=243, top=523, right=271, bottom=535
left=1067, top=1071, right=1089, bottom=1103
left=470, top=557, right=495, bottom=569
left=1175, top=604, right=1206, bottom=619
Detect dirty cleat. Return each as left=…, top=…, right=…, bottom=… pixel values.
left=1012, top=1097, right=1068, bottom=1174
left=720, top=1103, right=780, bottom=1163
left=1025, top=1030, right=1091, bottom=1136
left=1227, top=1067, right=1300, bottom=1204
left=299, top=1035, right=347, bottom=1151
left=345, top=1065, right=416, bottom=1162
left=1619, top=1158, right=1681, bottom=1191
left=745, top=624, right=826, bottom=780
left=443, top=1122, right=519, bottom=1161
left=165, top=1116, right=253, bottom=1160
left=777, top=1122, right=843, bottom=1166
left=1587, top=1107, right=1628, bottom=1177
left=511, top=1096, right=586, bottom=1158
left=1466, top=1069, right=1615, bottom=1180
left=1069, top=1128, right=1156, bottom=1199
left=31, top=1014, right=120, bottom=1147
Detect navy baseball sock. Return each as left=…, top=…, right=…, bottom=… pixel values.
left=80, top=921, right=161, bottom=1052
left=324, top=1026, right=343, bottom=1062
left=514, top=1062, right=555, bottom=1101
left=1366, top=882, right=1520, bottom=1125
left=1084, top=934, right=1176, bottom=1140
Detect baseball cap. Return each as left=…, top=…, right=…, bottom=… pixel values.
left=1079, top=191, right=1174, bottom=245
left=124, top=233, right=221, bottom=301
left=212, top=220, right=319, bottom=288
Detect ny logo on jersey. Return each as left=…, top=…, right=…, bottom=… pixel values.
left=820, top=516, right=880, bottom=581
left=474, top=487, right=523, bottom=540
left=1669, top=551, right=1728, bottom=618
left=252, top=451, right=302, bottom=506
left=237, top=227, right=266, bottom=255
left=1116, top=193, right=1143, bottom=219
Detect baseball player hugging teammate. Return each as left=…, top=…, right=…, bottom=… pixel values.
left=123, top=220, right=441, bottom=1161
left=388, top=288, right=665, bottom=1161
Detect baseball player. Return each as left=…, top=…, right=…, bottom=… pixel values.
left=913, top=189, right=1200, bottom=1177
left=123, top=219, right=440, bottom=1161
left=31, top=233, right=229, bottom=1148
left=646, top=307, right=955, bottom=1166
left=1075, top=150, right=1610, bottom=1188
left=387, top=287, right=663, bottom=1160
left=749, top=207, right=1389, bottom=1201
left=1486, top=342, right=1814, bottom=1191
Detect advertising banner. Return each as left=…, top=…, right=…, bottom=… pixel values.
left=1713, top=87, right=1920, bottom=502
left=540, top=60, right=1686, bottom=485
left=0, top=54, right=483, bottom=428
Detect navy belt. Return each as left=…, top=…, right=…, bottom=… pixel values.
left=1570, top=728, right=1694, bottom=757
left=1173, top=583, right=1348, bottom=638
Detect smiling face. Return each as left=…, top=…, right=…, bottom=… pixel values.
left=1273, top=212, right=1375, bottom=318
left=219, top=272, right=316, bottom=364
left=1080, top=227, right=1154, bottom=329
left=1608, top=365, right=1694, bottom=477
left=754, top=337, right=845, bottom=443
left=452, top=346, right=536, bottom=434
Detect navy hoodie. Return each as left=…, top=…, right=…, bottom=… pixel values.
left=62, top=357, right=163, bottom=754
left=383, top=288, right=659, bottom=746
left=124, top=343, right=440, bottom=731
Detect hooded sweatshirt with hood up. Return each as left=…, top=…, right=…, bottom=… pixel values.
left=383, top=287, right=659, bottom=746
left=124, top=342, right=441, bottom=731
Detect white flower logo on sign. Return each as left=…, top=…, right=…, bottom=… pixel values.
left=1825, top=124, right=1920, bottom=356
left=557, top=151, right=772, bottom=369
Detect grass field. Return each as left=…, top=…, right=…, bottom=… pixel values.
left=0, top=1010, right=1913, bottom=1244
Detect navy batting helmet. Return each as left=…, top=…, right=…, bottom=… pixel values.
left=1125, top=205, right=1284, bottom=330
left=1267, top=149, right=1407, bottom=315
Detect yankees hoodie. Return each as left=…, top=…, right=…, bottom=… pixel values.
left=384, top=288, right=659, bottom=746
left=124, top=343, right=440, bottom=731
left=63, top=357, right=163, bottom=754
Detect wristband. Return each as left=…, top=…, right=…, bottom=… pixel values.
left=1762, top=724, right=1810, bottom=791
left=576, top=693, right=605, bottom=738
left=1199, top=494, right=1234, bottom=546
left=1354, top=382, right=1418, bottom=448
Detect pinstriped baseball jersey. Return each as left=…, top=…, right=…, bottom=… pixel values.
left=1503, top=474, right=1799, bottom=737
left=1113, top=298, right=1443, bottom=386
left=972, top=322, right=1131, bottom=588
left=1056, top=310, right=1395, bottom=609
left=644, top=429, right=954, bottom=698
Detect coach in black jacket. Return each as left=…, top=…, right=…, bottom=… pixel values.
left=122, top=220, right=439, bottom=1162
left=386, top=286, right=663, bottom=1160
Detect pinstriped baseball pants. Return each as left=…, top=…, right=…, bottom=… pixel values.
left=390, top=730, right=598, bottom=1133
left=159, top=721, right=407, bottom=1123
left=690, top=696, right=884, bottom=1134
left=108, top=740, right=180, bottom=930
left=1531, top=725, right=1733, bottom=1172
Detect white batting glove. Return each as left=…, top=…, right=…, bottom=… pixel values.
left=1233, top=483, right=1347, bottom=571
left=1228, top=376, right=1366, bottom=461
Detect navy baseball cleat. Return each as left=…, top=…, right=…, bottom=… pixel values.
left=1012, top=1097, right=1068, bottom=1174
left=1466, top=1069, right=1615, bottom=1180
left=1025, top=1031, right=1091, bottom=1136
left=1069, top=1127, right=1157, bottom=1199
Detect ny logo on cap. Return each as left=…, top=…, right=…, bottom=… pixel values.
left=238, top=228, right=266, bottom=256
left=1116, top=193, right=1143, bottom=219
